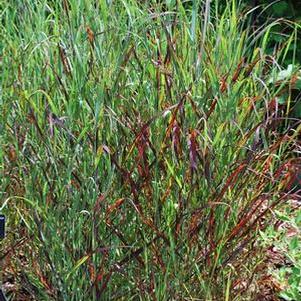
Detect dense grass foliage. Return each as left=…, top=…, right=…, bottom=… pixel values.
left=0, top=1, right=300, bottom=300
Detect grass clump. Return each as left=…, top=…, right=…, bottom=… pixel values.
left=0, top=0, right=300, bottom=300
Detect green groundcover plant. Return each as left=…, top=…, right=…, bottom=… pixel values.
left=0, top=0, right=300, bottom=300
left=261, top=209, right=301, bottom=301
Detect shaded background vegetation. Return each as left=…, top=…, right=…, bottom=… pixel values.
left=247, top=0, right=301, bottom=65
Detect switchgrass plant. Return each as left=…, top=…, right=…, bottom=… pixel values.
left=0, top=0, right=300, bottom=300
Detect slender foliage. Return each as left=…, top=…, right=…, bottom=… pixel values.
left=0, top=1, right=300, bottom=300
